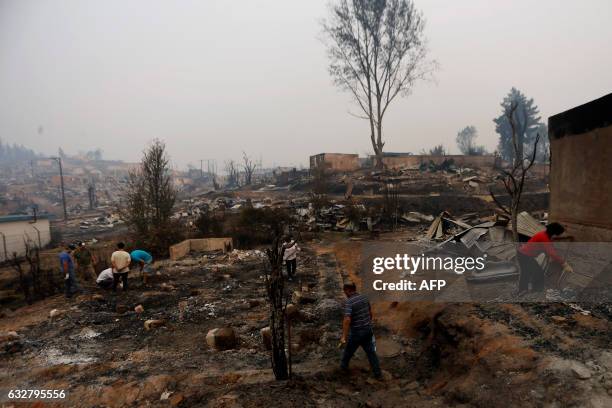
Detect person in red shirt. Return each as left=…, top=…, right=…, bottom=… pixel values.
left=517, top=222, right=573, bottom=294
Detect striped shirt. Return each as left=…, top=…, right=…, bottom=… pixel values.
left=344, top=292, right=372, bottom=330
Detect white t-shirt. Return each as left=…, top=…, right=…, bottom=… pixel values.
left=97, top=268, right=114, bottom=283
left=111, top=250, right=131, bottom=272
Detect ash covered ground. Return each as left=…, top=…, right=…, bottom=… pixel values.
left=1, top=237, right=611, bottom=408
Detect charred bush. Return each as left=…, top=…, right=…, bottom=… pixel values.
left=195, top=209, right=224, bottom=237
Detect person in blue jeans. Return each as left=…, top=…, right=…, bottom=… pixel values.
left=60, top=244, right=79, bottom=298
left=130, top=249, right=153, bottom=282
left=340, top=281, right=382, bottom=379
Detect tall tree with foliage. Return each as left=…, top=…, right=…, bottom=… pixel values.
left=0, top=138, right=39, bottom=165
left=122, top=140, right=179, bottom=256
left=323, top=0, right=435, bottom=168
left=493, top=88, right=542, bottom=164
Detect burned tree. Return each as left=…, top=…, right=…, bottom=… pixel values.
left=323, top=0, right=435, bottom=168
left=122, top=140, right=179, bottom=256
left=456, top=126, right=486, bottom=155
left=264, top=237, right=289, bottom=380
left=421, top=144, right=447, bottom=156
left=490, top=101, right=540, bottom=242
left=224, top=159, right=239, bottom=187
left=242, top=152, right=257, bottom=185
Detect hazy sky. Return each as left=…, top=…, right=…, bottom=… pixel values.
left=1, top=0, right=611, bottom=170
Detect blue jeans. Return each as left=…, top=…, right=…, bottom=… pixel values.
left=64, top=269, right=79, bottom=297
left=341, top=327, right=381, bottom=377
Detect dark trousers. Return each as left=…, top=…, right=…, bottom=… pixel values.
left=64, top=270, right=79, bottom=298
left=517, top=252, right=545, bottom=292
left=340, top=327, right=381, bottom=377
left=286, top=259, right=297, bottom=278
left=97, top=279, right=113, bottom=290
left=112, top=272, right=128, bottom=291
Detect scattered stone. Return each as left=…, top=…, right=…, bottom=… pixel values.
left=116, top=305, right=128, bottom=314
left=49, top=309, right=63, bottom=318
left=206, top=327, right=237, bottom=351
left=92, top=294, right=105, bottom=302
left=571, top=362, right=592, bottom=380
left=161, top=283, right=175, bottom=292
left=170, top=393, right=184, bottom=406
left=285, top=304, right=299, bottom=319
left=134, top=305, right=144, bottom=314
left=550, top=315, right=567, bottom=324
left=144, top=319, right=166, bottom=331
left=261, top=327, right=272, bottom=350
left=0, top=331, right=19, bottom=343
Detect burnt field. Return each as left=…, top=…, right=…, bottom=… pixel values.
left=0, top=237, right=610, bottom=407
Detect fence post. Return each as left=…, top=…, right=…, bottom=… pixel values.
left=0, top=232, right=7, bottom=262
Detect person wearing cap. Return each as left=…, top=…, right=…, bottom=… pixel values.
left=110, top=242, right=131, bottom=291
left=73, top=242, right=97, bottom=284
left=60, top=244, right=79, bottom=298
left=339, top=281, right=382, bottom=379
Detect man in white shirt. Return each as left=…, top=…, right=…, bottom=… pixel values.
left=282, top=235, right=300, bottom=281
left=111, top=242, right=131, bottom=291
left=96, top=268, right=114, bottom=290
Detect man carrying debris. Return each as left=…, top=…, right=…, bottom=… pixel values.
left=517, top=222, right=573, bottom=294
left=111, top=242, right=131, bottom=291
left=73, top=242, right=97, bottom=285
left=60, top=244, right=79, bottom=298
left=130, top=249, right=153, bottom=282
left=340, top=281, right=382, bottom=380
left=96, top=268, right=114, bottom=290
left=282, top=235, right=300, bottom=281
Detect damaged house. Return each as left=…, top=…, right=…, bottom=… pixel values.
left=549, top=92, right=612, bottom=241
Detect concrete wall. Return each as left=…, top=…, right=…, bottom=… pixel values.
left=549, top=125, right=612, bottom=241
left=0, top=218, right=51, bottom=261
left=169, top=238, right=233, bottom=261
left=310, top=153, right=359, bottom=172
left=382, top=154, right=497, bottom=169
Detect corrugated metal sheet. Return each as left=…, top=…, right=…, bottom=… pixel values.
left=509, top=211, right=545, bottom=237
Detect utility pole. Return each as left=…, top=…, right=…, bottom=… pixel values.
left=51, top=157, right=68, bottom=221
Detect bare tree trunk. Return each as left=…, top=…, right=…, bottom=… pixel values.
left=265, top=237, right=289, bottom=380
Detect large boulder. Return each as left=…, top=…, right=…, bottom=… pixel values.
left=144, top=319, right=166, bottom=331
left=260, top=327, right=272, bottom=350
left=285, top=304, right=299, bottom=320
left=206, top=328, right=237, bottom=351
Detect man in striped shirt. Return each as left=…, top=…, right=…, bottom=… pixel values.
left=340, top=281, right=382, bottom=379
